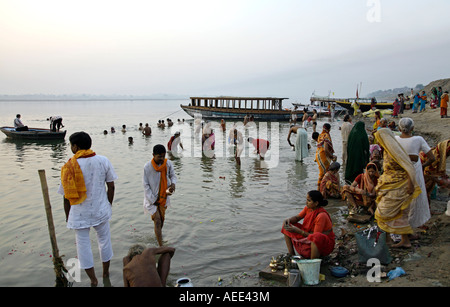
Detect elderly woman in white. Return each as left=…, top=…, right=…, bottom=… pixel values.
left=396, top=118, right=435, bottom=230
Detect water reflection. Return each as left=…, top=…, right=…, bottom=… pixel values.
left=200, top=155, right=215, bottom=191
left=285, top=160, right=309, bottom=200
left=2, top=138, right=67, bottom=167
left=169, top=154, right=183, bottom=175
left=49, top=140, right=68, bottom=164
left=228, top=162, right=246, bottom=198
left=250, top=159, right=269, bottom=185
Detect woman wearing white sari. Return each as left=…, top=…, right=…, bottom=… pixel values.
left=396, top=118, right=435, bottom=229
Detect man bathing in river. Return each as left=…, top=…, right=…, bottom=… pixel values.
left=143, top=145, right=177, bottom=246
left=123, top=244, right=175, bottom=287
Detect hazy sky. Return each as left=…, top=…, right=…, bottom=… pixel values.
left=1, top=0, right=449, bottom=102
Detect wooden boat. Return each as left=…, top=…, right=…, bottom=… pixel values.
left=292, top=101, right=346, bottom=117
left=310, top=95, right=393, bottom=113
left=180, top=96, right=303, bottom=121
left=0, top=126, right=67, bottom=140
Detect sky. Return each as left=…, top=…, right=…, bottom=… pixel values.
left=1, top=0, right=450, bottom=103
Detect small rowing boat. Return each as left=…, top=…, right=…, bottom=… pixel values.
left=0, top=126, right=67, bottom=140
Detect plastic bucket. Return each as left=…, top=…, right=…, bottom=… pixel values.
left=296, top=259, right=322, bottom=285
left=287, top=269, right=302, bottom=287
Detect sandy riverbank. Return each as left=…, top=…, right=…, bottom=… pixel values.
left=230, top=107, right=450, bottom=287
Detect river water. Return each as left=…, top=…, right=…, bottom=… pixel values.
left=0, top=99, right=346, bottom=287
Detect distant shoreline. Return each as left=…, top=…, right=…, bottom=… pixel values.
left=0, top=97, right=189, bottom=102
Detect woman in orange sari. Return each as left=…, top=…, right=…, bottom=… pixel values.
left=342, top=162, right=380, bottom=215
left=374, top=128, right=421, bottom=248
left=319, top=162, right=341, bottom=199
left=281, top=191, right=335, bottom=259
left=315, top=123, right=336, bottom=188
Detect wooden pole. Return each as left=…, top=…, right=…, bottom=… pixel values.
left=38, top=169, right=69, bottom=287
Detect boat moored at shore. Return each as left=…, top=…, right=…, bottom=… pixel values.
left=181, top=96, right=304, bottom=121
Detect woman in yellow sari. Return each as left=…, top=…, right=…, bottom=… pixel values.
left=374, top=128, right=421, bottom=248
left=315, top=123, right=336, bottom=188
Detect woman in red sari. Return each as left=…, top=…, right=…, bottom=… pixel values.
left=281, top=191, right=335, bottom=259
left=392, top=99, right=400, bottom=118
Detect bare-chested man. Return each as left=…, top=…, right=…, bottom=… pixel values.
left=123, top=244, right=175, bottom=287
left=142, top=123, right=152, bottom=136
left=311, top=109, right=318, bottom=132
left=230, top=128, right=244, bottom=165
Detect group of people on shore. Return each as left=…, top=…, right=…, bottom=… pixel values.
left=392, top=87, right=449, bottom=118
left=281, top=105, right=449, bottom=260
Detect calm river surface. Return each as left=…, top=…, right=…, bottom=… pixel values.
left=0, top=99, right=346, bottom=286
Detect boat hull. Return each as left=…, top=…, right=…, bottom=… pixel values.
left=335, top=101, right=393, bottom=112
left=1, top=127, right=67, bottom=140
left=181, top=105, right=303, bottom=121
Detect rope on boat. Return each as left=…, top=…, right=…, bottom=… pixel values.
left=158, top=109, right=184, bottom=121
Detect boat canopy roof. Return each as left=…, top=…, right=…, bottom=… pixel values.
left=310, top=95, right=378, bottom=104
left=188, top=96, right=289, bottom=110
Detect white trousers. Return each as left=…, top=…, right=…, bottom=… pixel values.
left=74, top=221, right=113, bottom=269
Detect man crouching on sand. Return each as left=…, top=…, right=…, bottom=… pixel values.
left=123, top=244, right=175, bottom=287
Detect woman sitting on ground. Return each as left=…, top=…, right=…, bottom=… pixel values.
left=421, top=139, right=450, bottom=203
left=281, top=191, right=335, bottom=259
left=319, top=162, right=341, bottom=199
left=342, top=162, right=380, bottom=216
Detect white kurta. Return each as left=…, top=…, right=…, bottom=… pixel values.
left=143, top=159, right=177, bottom=215
left=295, top=128, right=308, bottom=161
left=395, top=135, right=432, bottom=228
left=57, top=155, right=118, bottom=229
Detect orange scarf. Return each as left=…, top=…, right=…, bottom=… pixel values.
left=61, top=149, right=96, bottom=205
left=152, top=158, right=168, bottom=207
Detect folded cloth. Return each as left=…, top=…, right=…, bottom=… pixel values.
left=152, top=158, right=168, bottom=208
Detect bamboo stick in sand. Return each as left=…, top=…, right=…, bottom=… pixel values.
left=38, top=169, right=69, bottom=287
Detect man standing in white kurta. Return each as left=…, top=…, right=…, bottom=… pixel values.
left=340, top=114, right=354, bottom=169
left=58, top=131, right=117, bottom=287
left=143, top=144, right=177, bottom=246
